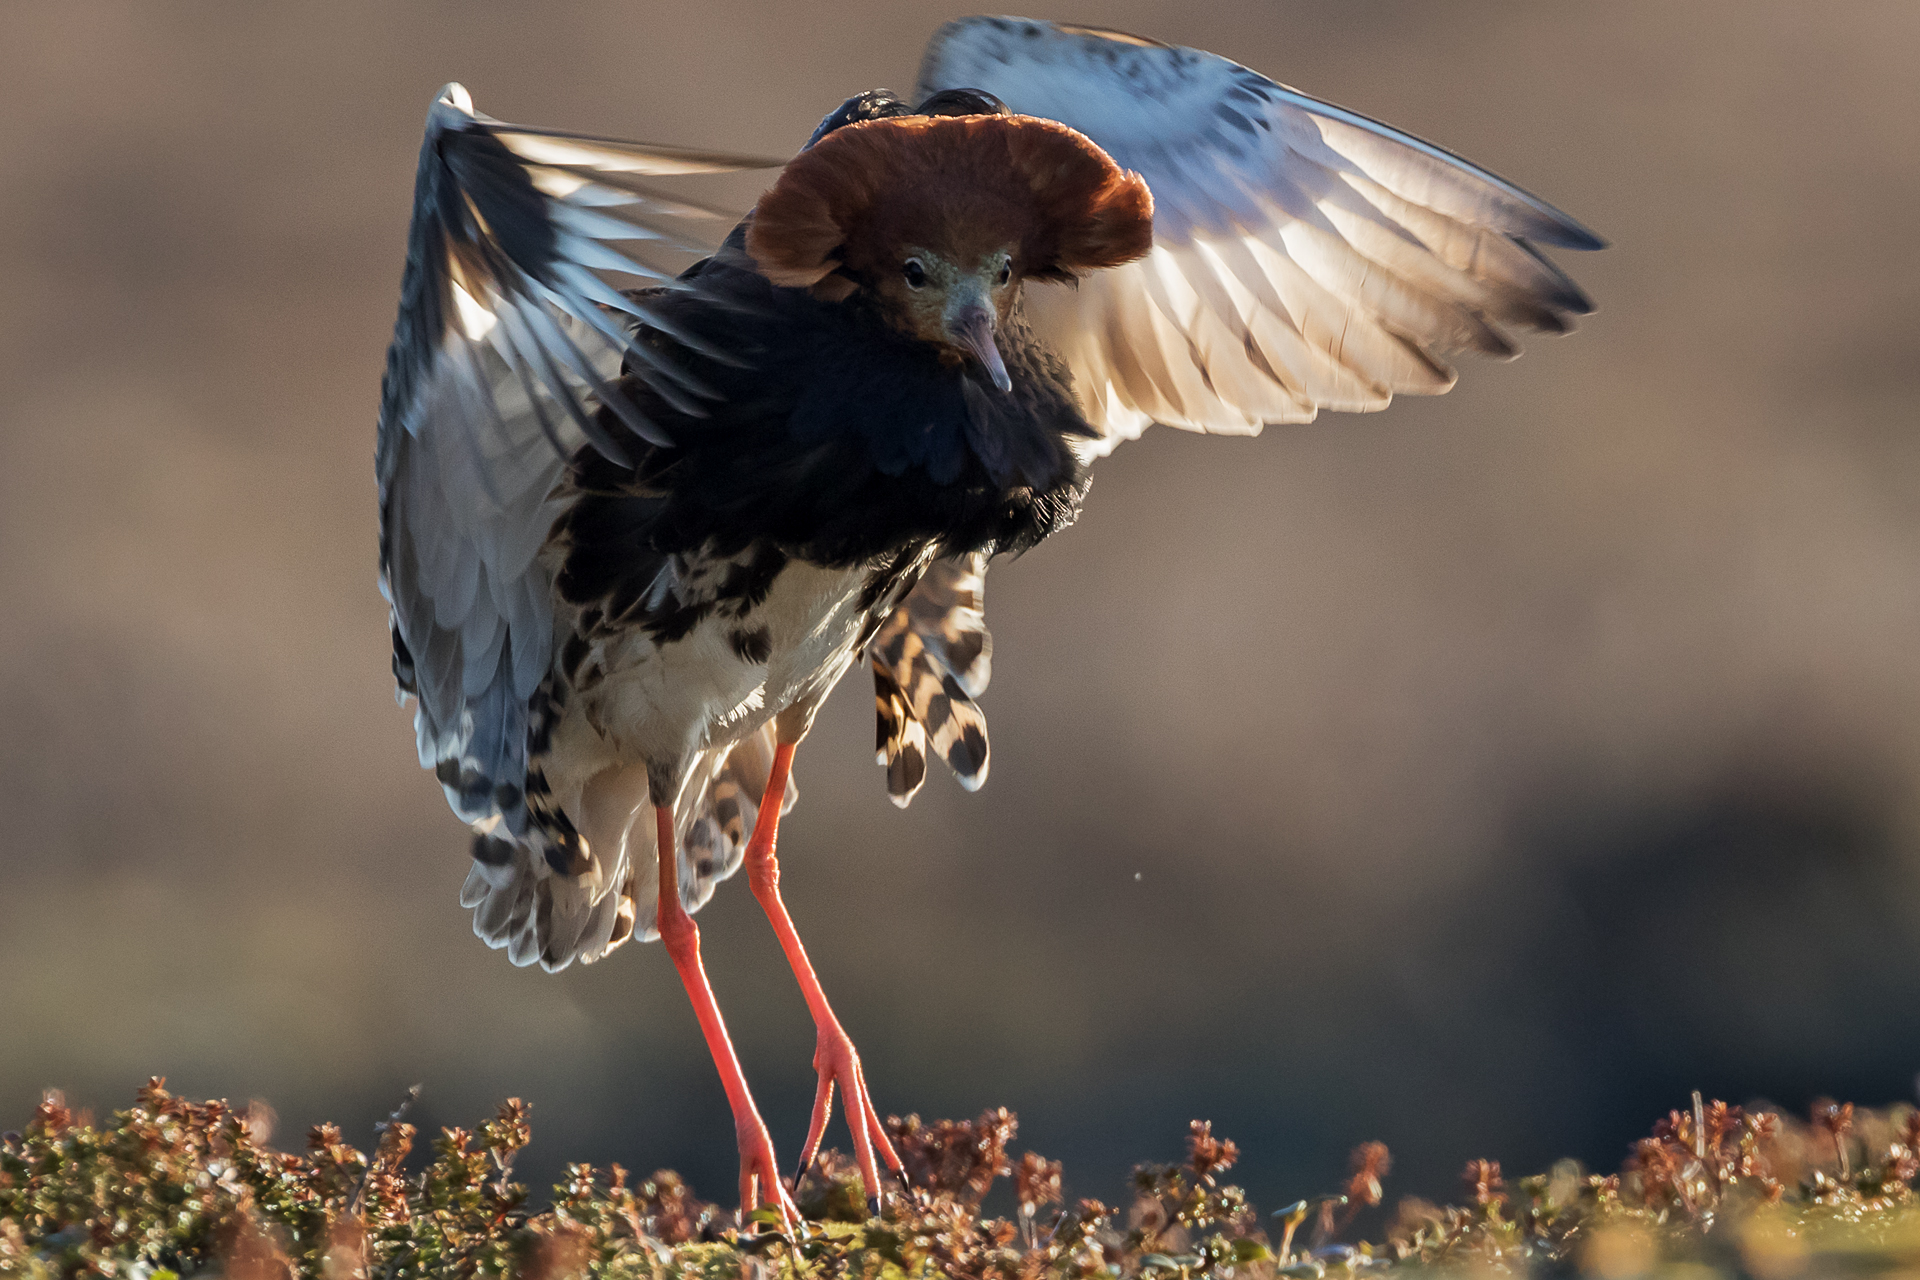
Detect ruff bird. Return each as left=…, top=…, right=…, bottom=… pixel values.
left=376, top=16, right=1602, bottom=1225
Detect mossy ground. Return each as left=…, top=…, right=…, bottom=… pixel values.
left=4, top=1079, right=1918, bottom=1278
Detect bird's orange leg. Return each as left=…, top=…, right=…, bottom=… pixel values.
left=743, top=742, right=904, bottom=1207
left=653, top=801, right=800, bottom=1232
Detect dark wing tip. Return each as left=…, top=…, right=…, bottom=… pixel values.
left=1534, top=217, right=1608, bottom=253
left=1515, top=239, right=1601, bottom=316
left=1557, top=279, right=1600, bottom=316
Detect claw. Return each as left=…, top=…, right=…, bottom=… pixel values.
left=793, top=1021, right=903, bottom=1205
left=735, top=1123, right=801, bottom=1236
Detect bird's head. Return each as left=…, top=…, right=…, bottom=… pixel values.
left=746, top=111, right=1152, bottom=391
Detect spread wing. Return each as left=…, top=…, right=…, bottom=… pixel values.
left=377, top=83, right=780, bottom=832
left=916, top=17, right=1605, bottom=452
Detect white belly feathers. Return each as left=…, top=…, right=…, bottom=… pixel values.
left=544, top=556, right=879, bottom=807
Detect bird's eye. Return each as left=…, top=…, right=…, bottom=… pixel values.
left=997, top=262, right=1012, bottom=286
left=903, top=258, right=927, bottom=289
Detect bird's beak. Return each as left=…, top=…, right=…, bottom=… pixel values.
left=947, top=303, right=1012, bottom=393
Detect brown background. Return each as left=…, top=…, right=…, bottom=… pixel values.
left=4, top=1, right=1919, bottom=1211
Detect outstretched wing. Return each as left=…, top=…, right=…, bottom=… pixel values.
left=378, top=84, right=780, bottom=833
left=917, top=18, right=1604, bottom=452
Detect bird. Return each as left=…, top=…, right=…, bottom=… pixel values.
left=375, top=15, right=1602, bottom=1228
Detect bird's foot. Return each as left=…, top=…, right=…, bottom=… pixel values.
left=734, top=1109, right=802, bottom=1236
left=793, top=1020, right=904, bottom=1213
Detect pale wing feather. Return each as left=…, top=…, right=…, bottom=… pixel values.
left=916, top=17, right=1602, bottom=452
left=377, top=84, right=779, bottom=832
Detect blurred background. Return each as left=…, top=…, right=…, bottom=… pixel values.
left=4, top=0, right=1920, bottom=1216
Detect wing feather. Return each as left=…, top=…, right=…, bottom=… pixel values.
left=377, top=83, right=778, bottom=833
left=917, top=17, right=1603, bottom=452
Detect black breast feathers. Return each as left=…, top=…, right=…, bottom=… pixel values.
left=553, top=245, right=1095, bottom=620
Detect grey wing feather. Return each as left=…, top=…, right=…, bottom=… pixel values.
left=917, top=18, right=1604, bottom=452
left=378, top=84, right=779, bottom=834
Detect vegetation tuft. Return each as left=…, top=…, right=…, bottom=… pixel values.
left=6, top=1079, right=1920, bottom=1278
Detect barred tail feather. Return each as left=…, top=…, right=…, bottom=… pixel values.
left=906, top=552, right=992, bottom=695
left=873, top=664, right=929, bottom=806
left=870, top=553, right=993, bottom=805
left=914, top=652, right=988, bottom=790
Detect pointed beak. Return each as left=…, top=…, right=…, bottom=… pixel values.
left=947, top=303, right=1012, bottom=393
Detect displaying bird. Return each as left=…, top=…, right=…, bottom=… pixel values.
left=376, top=16, right=1602, bottom=1227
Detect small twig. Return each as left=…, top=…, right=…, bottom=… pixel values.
left=351, top=1084, right=422, bottom=1214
